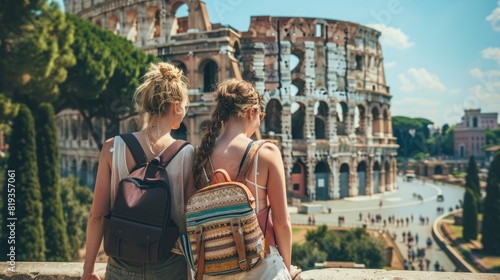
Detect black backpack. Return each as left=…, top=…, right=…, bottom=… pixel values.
left=104, top=133, right=189, bottom=263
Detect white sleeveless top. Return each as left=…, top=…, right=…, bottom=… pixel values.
left=110, top=135, right=195, bottom=233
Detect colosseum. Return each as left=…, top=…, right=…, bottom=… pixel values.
left=58, top=0, right=398, bottom=201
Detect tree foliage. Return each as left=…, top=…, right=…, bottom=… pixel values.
left=463, top=188, right=478, bottom=241
left=393, top=116, right=455, bottom=158
left=465, top=155, right=482, bottom=213
left=292, top=226, right=385, bottom=270
left=1, top=2, right=74, bottom=106
left=60, top=176, right=93, bottom=259
left=1, top=105, right=45, bottom=260
left=57, top=15, right=158, bottom=150
left=35, top=103, right=71, bottom=261
left=481, top=152, right=500, bottom=255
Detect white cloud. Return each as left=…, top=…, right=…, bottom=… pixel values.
left=398, top=74, right=415, bottom=92
left=486, top=1, right=500, bottom=31
left=482, top=47, right=500, bottom=64
left=398, top=68, right=446, bottom=93
left=367, top=24, right=414, bottom=49
left=449, top=89, right=462, bottom=95
left=385, top=61, right=397, bottom=68
left=470, top=68, right=500, bottom=78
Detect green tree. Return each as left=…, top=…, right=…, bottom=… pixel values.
left=1, top=105, right=45, bottom=260
left=463, top=188, right=478, bottom=241
left=465, top=155, right=482, bottom=212
left=0, top=0, right=45, bottom=94
left=441, top=126, right=455, bottom=156
left=1, top=2, right=74, bottom=107
left=60, top=176, right=93, bottom=259
left=35, top=103, right=71, bottom=261
left=442, top=124, right=450, bottom=136
left=481, top=152, right=500, bottom=255
left=57, top=15, right=158, bottom=150
left=292, top=226, right=385, bottom=270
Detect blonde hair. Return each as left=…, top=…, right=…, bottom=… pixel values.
left=193, top=79, right=260, bottom=188
left=133, top=62, right=189, bottom=150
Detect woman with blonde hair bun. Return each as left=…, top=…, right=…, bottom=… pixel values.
left=82, top=62, right=194, bottom=280
left=192, top=79, right=301, bottom=279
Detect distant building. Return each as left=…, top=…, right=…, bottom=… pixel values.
left=454, top=109, right=498, bottom=160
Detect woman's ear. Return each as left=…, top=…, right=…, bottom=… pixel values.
left=172, top=101, right=181, bottom=114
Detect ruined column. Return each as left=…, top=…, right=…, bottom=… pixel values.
left=253, top=43, right=266, bottom=95
left=367, top=159, right=373, bottom=195
left=380, top=169, right=386, bottom=193
left=304, top=41, right=316, bottom=96
left=367, top=114, right=373, bottom=145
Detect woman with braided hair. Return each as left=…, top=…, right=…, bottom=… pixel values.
left=82, top=62, right=194, bottom=280
left=192, top=79, right=301, bottom=279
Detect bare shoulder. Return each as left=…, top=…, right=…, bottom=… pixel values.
left=99, top=137, right=115, bottom=161
left=258, top=141, right=282, bottom=160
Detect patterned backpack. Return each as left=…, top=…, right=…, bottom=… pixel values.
left=185, top=141, right=269, bottom=279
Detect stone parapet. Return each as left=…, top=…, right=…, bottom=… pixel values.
left=2, top=262, right=500, bottom=279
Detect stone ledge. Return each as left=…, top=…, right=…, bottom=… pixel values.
left=2, top=263, right=500, bottom=280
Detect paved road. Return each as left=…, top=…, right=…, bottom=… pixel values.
left=290, top=176, right=465, bottom=272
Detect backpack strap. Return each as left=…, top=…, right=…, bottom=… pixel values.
left=158, top=140, right=189, bottom=168
left=120, top=133, right=148, bottom=167
left=235, top=140, right=270, bottom=183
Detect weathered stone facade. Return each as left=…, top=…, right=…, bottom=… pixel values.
left=59, top=0, right=398, bottom=200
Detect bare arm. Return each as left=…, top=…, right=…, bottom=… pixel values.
left=261, top=143, right=292, bottom=272
left=81, top=139, right=114, bottom=280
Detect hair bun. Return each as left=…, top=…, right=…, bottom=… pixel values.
left=159, top=63, right=182, bottom=81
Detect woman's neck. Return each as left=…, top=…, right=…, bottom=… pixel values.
left=218, top=117, right=252, bottom=143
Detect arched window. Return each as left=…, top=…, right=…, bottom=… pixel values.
left=201, top=60, right=218, bottom=93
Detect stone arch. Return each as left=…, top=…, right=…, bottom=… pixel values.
left=71, top=117, right=78, bottom=140
left=290, top=48, right=305, bottom=74
left=355, top=104, right=366, bottom=135
left=371, top=106, right=382, bottom=136
left=171, top=0, right=189, bottom=35
left=339, top=163, right=350, bottom=198
left=80, top=160, right=88, bottom=186
left=71, top=158, right=77, bottom=178
left=336, top=101, right=348, bottom=136
left=64, top=118, right=69, bottom=139
left=314, top=101, right=328, bottom=139
left=146, top=6, right=161, bottom=39
left=291, top=78, right=305, bottom=96
left=172, top=60, right=188, bottom=76
left=434, top=165, right=443, bottom=175
left=199, top=59, right=218, bottom=93
left=292, top=102, right=306, bottom=139
left=108, top=15, right=120, bottom=35
left=315, top=161, right=330, bottom=200
left=384, top=160, right=391, bottom=191
left=357, top=161, right=367, bottom=196
left=234, top=41, right=242, bottom=61
left=383, top=108, right=390, bottom=135
left=126, top=11, right=138, bottom=42
left=391, top=158, right=397, bottom=187
left=172, top=122, right=188, bottom=140
left=265, top=99, right=282, bottom=133
left=291, top=160, right=307, bottom=199
left=81, top=120, right=89, bottom=140
left=373, top=161, right=381, bottom=194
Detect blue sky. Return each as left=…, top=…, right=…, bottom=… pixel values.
left=54, top=0, right=500, bottom=127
